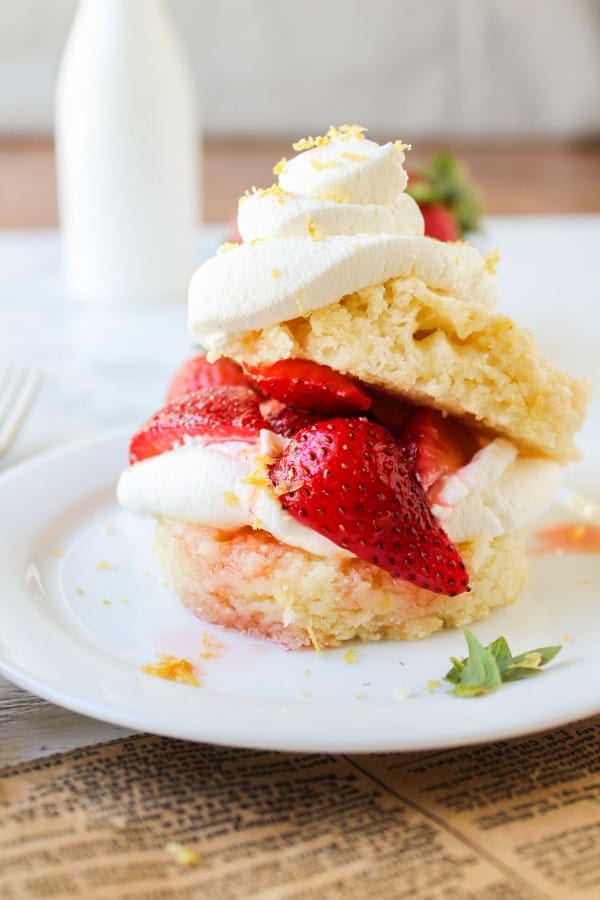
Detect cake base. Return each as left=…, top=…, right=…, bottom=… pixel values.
left=154, top=518, right=528, bottom=649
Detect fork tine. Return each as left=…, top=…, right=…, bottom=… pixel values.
left=0, top=365, right=40, bottom=453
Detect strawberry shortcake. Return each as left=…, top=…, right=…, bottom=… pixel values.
left=118, top=126, right=589, bottom=649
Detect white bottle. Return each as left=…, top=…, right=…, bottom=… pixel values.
left=56, top=0, right=199, bottom=302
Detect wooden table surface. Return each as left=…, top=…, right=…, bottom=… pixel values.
left=1, top=137, right=599, bottom=227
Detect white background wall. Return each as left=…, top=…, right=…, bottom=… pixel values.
left=0, top=0, right=598, bottom=138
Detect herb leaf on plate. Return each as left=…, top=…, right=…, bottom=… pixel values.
left=445, top=628, right=562, bottom=697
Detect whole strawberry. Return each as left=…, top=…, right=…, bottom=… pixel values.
left=167, top=354, right=251, bottom=403
left=130, top=386, right=266, bottom=463
left=407, top=152, right=481, bottom=241
left=419, top=204, right=460, bottom=242
left=269, top=418, right=469, bottom=595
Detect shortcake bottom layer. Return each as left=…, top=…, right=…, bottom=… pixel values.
left=154, top=518, right=528, bottom=649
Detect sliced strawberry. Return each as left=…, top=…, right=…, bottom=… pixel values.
left=420, top=203, right=460, bottom=242
left=367, top=388, right=413, bottom=436
left=244, top=358, right=372, bottom=416
left=260, top=398, right=322, bottom=438
left=398, top=408, right=480, bottom=492
left=167, top=354, right=250, bottom=402
left=269, top=418, right=469, bottom=596
left=129, top=386, right=266, bottom=463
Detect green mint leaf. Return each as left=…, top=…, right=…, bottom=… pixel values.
left=500, top=645, right=562, bottom=682
left=487, top=636, right=512, bottom=666
left=444, top=655, right=467, bottom=684
left=447, top=628, right=502, bottom=697
left=444, top=632, right=562, bottom=696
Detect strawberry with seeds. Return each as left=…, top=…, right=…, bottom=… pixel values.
left=399, top=407, right=480, bottom=491
left=269, top=417, right=469, bottom=596
left=167, top=354, right=251, bottom=402
left=129, top=386, right=267, bottom=463
left=244, top=358, right=371, bottom=416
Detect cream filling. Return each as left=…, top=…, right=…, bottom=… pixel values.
left=117, top=434, right=559, bottom=554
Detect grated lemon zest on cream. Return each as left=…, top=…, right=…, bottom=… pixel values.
left=341, top=151, right=368, bottom=162
left=273, top=156, right=288, bottom=176
left=217, top=241, right=239, bottom=254
left=310, top=158, right=341, bottom=171
left=307, top=217, right=323, bottom=241
left=271, top=268, right=281, bottom=279
left=394, top=139, right=411, bottom=151
left=142, top=654, right=200, bottom=687
left=484, top=248, right=501, bottom=275
left=293, top=125, right=366, bottom=151
left=222, top=491, right=240, bottom=508
left=312, top=189, right=350, bottom=203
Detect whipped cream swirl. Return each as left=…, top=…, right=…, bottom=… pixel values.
left=188, top=127, right=498, bottom=346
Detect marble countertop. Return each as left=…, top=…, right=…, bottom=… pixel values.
left=1, top=217, right=599, bottom=767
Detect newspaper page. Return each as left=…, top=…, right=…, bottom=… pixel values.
left=1, top=714, right=598, bottom=899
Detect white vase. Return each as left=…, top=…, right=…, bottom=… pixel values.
left=55, top=0, right=199, bottom=302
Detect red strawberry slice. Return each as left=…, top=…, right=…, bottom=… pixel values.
left=420, top=203, right=460, bottom=242
left=167, top=354, right=251, bottom=402
left=244, top=358, right=372, bottom=416
left=260, top=398, right=322, bottom=438
left=399, top=408, right=480, bottom=492
left=129, top=386, right=267, bottom=464
left=269, top=418, right=469, bottom=595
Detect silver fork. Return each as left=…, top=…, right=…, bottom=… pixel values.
left=0, top=364, right=40, bottom=455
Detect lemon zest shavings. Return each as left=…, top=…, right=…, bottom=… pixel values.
left=243, top=183, right=291, bottom=205
left=342, top=647, right=358, bottom=664
left=222, top=491, right=240, bottom=508
left=484, top=248, right=501, bottom=275
left=142, top=654, right=200, bottom=687
left=307, top=217, right=323, bottom=241
left=292, top=125, right=367, bottom=152
left=270, top=268, right=281, bottom=279
left=312, top=189, right=350, bottom=203
left=101, top=598, right=111, bottom=606
left=96, top=560, right=114, bottom=571
left=165, top=843, right=203, bottom=868
left=394, top=139, right=411, bottom=151
left=306, top=620, right=321, bottom=654
left=217, top=241, right=239, bottom=254
left=252, top=515, right=262, bottom=531
left=273, top=156, right=288, bottom=176
left=341, top=151, right=368, bottom=162
left=75, top=587, right=85, bottom=596
left=426, top=679, right=441, bottom=692
left=310, top=158, right=341, bottom=172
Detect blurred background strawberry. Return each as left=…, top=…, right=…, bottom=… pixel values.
left=406, top=152, right=482, bottom=241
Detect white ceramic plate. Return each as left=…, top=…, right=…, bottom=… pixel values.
left=0, top=428, right=598, bottom=753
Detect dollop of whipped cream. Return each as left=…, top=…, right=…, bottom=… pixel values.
left=118, top=431, right=559, bottom=551
left=188, top=126, right=498, bottom=347
left=117, top=431, right=353, bottom=559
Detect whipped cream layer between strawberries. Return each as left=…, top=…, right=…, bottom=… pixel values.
left=117, top=432, right=560, bottom=553
left=188, top=127, right=498, bottom=348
